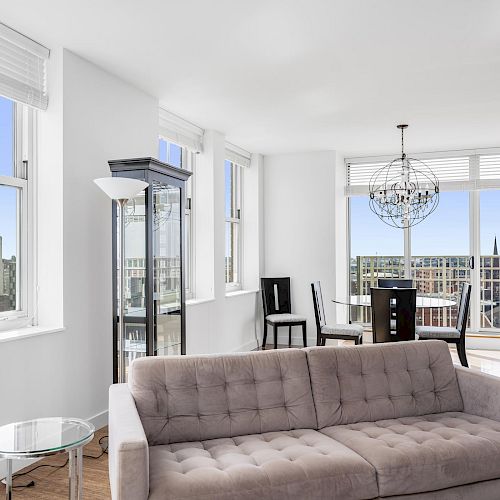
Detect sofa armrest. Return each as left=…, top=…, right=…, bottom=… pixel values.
left=456, top=366, right=500, bottom=421
left=109, top=384, right=149, bottom=500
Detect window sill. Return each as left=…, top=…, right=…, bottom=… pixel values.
left=0, top=325, right=65, bottom=344
left=186, top=297, right=216, bottom=306
left=225, top=289, right=259, bottom=298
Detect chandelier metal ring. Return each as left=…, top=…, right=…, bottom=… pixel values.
left=368, top=124, right=439, bottom=229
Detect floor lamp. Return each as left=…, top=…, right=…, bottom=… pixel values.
left=94, top=177, right=149, bottom=383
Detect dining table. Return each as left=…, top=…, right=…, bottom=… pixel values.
left=332, top=295, right=456, bottom=308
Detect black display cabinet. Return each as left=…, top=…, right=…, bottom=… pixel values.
left=109, top=157, right=191, bottom=383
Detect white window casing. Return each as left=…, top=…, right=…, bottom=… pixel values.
left=0, top=22, right=49, bottom=110
left=159, top=107, right=204, bottom=153
left=0, top=103, right=34, bottom=331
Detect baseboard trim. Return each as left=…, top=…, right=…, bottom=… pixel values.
left=89, top=409, right=108, bottom=430
left=0, top=409, right=109, bottom=481
left=234, top=336, right=322, bottom=351
left=233, top=339, right=260, bottom=352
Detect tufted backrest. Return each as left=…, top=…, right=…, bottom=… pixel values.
left=306, top=340, right=463, bottom=428
left=129, top=348, right=317, bottom=445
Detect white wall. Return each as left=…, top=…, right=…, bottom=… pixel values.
left=263, top=151, right=340, bottom=344
left=0, top=49, right=158, bottom=434
left=0, top=48, right=264, bottom=481
left=185, top=134, right=263, bottom=355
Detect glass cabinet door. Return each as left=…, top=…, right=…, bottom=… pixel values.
left=123, top=192, right=147, bottom=377
left=152, top=180, right=182, bottom=355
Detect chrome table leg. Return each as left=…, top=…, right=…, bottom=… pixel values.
left=5, top=459, right=12, bottom=500
left=69, top=449, right=77, bottom=500
left=77, top=446, right=83, bottom=499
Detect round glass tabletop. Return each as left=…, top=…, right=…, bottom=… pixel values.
left=0, top=417, right=95, bottom=458
left=332, top=295, right=456, bottom=308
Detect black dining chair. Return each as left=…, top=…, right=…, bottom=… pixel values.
left=261, top=277, right=307, bottom=349
left=311, top=281, right=363, bottom=346
left=416, top=283, right=471, bottom=367
left=371, top=287, right=417, bottom=343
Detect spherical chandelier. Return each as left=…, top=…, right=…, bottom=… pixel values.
left=369, top=124, right=439, bottom=228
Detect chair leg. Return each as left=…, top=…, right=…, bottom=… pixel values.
left=457, top=340, right=469, bottom=368
left=262, top=322, right=268, bottom=349
left=288, top=326, right=292, bottom=348
left=321, top=337, right=326, bottom=346
left=273, top=324, right=278, bottom=350
left=302, top=323, right=307, bottom=347
left=354, top=337, right=360, bottom=346
left=358, top=334, right=363, bottom=345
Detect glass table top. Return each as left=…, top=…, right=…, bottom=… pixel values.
left=0, top=417, right=95, bottom=458
left=332, top=295, right=456, bottom=308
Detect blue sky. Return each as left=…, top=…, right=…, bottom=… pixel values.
left=351, top=191, right=500, bottom=257
left=0, top=96, right=16, bottom=260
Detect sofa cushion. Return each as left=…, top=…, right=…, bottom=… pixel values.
left=307, top=340, right=463, bottom=428
left=321, top=412, right=500, bottom=497
left=148, top=429, right=378, bottom=500
left=129, top=349, right=317, bottom=445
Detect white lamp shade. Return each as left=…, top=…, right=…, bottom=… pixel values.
left=94, top=177, right=148, bottom=200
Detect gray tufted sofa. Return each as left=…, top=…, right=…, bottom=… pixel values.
left=109, top=340, right=500, bottom=499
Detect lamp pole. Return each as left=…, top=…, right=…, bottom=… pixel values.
left=117, top=198, right=127, bottom=383
left=94, top=176, right=148, bottom=384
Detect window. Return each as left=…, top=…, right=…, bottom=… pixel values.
left=158, top=137, right=195, bottom=297
left=480, top=190, right=500, bottom=329
left=159, top=138, right=182, bottom=168
left=347, top=151, right=500, bottom=332
left=349, top=197, right=403, bottom=323
left=225, top=160, right=242, bottom=289
left=0, top=95, right=34, bottom=330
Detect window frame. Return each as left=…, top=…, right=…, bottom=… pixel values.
left=0, top=100, right=35, bottom=331
left=158, top=136, right=195, bottom=299
left=225, top=160, right=242, bottom=292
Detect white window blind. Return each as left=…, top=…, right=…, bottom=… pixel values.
left=0, top=23, right=49, bottom=110
left=480, top=155, right=500, bottom=180
left=225, top=142, right=251, bottom=168
left=346, top=155, right=471, bottom=195
left=159, top=108, right=204, bottom=153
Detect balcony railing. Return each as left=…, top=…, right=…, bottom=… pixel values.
left=350, top=255, right=500, bottom=330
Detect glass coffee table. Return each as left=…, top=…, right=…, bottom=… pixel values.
left=0, top=417, right=95, bottom=500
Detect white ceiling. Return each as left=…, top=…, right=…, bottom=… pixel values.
left=3, top=0, right=500, bottom=155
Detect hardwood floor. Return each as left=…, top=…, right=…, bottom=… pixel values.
left=3, top=344, right=500, bottom=499
left=0, top=427, right=110, bottom=500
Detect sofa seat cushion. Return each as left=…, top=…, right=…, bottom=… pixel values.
left=148, top=429, right=378, bottom=500
left=320, top=412, right=500, bottom=497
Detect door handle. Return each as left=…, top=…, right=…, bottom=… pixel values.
left=469, top=256, right=475, bottom=270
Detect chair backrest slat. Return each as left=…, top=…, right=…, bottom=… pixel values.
left=378, top=278, right=414, bottom=288
left=371, top=287, right=416, bottom=343
left=261, top=277, right=291, bottom=316
left=311, top=281, right=326, bottom=330
left=456, top=283, right=472, bottom=335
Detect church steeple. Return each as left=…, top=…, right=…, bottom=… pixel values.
left=494, top=235, right=498, bottom=256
